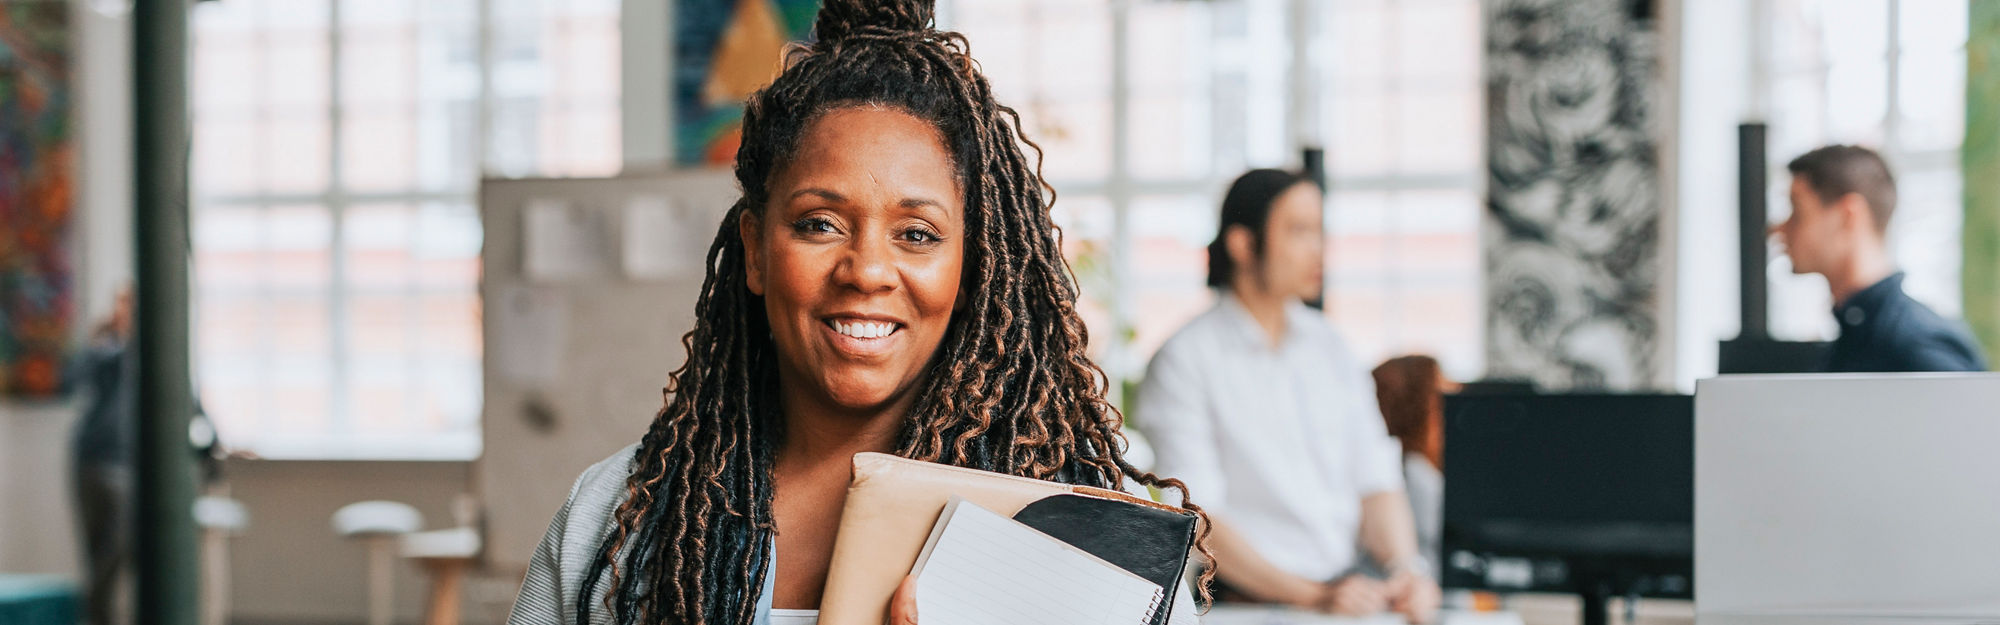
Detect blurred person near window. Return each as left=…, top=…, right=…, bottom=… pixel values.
left=70, top=288, right=137, bottom=625
left=1135, top=169, right=1440, bottom=623
left=1370, top=354, right=1457, bottom=569
left=69, top=287, right=226, bottom=625
left=1773, top=146, right=1988, bottom=373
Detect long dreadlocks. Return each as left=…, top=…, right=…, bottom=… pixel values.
left=579, top=1, right=1210, bottom=623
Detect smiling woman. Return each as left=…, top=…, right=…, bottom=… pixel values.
left=506, top=1, right=1207, bottom=624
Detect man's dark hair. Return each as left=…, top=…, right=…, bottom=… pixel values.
left=1787, top=144, right=1898, bottom=233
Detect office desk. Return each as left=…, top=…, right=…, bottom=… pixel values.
left=1199, top=595, right=1697, bottom=625
left=1697, top=614, right=2000, bottom=625
left=1198, top=605, right=1524, bottom=625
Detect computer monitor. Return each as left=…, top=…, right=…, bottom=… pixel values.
left=1440, top=393, right=1693, bottom=625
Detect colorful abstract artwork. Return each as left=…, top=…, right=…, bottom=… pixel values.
left=0, top=2, right=74, bottom=397
left=675, top=0, right=819, bottom=166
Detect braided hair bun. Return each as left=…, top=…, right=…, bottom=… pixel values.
left=811, top=0, right=935, bottom=43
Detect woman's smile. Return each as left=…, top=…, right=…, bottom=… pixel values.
left=819, top=314, right=907, bottom=360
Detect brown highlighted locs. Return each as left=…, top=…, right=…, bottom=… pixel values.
left=577, top=1, right=1212, bottom=624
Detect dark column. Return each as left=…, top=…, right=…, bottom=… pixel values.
left=1738, top=123, right=1768, bottom=341
left=133, top=0, right=199, bottom=623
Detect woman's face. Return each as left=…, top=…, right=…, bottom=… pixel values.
left=742, top=106, right=965, bottom=417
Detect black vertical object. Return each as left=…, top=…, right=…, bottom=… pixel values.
left=1737, top=123, right=1768, bottom=341
left=1303, top=146, right=1327, bottom=310
left=1718, top=122, right=1829, bottom=373
left=134, top=0, right=200, bottom=623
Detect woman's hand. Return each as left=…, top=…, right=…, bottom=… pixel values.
left=1314, top=575, right=1389, bottom=616
left=1384, top=569, right=1441, bottom=624
left=885, top=574, right=919, bottom=625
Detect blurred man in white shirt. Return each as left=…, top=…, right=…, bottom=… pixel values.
left=1137, top=169, right=1440, bottom=623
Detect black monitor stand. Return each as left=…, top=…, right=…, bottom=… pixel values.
left=1578, top=576, right=1615, bottom=625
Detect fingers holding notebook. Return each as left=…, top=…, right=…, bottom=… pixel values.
left=886, top=575, right=918, bottom=625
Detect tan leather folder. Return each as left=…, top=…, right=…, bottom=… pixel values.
left=816, top=452, right=1188, bottom=625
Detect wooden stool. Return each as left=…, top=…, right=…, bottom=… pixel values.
left=194, top=495, right=248, bottom=625
left=401, top=527, right=481, bottom=625
left=333, top=501, right=424, bottom=625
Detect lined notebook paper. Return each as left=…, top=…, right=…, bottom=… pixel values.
left=909, top=496, right=1164, bottom=625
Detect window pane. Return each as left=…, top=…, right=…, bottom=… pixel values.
left=342, top=114, right=417, bottom=191
left=1768, top=72, right=1828, bottom=159
left=1816, top=0, right=1891, bottom=64
left=1026, top=99, right=1113, bottom=182
left=339, top=28, right=417, bottom=114
left=194, top=33, right=258, bottom=116
left=1898, top=0, right=1968, bottom=55
left=266, top=39, right=330, bottom=114
left=192, top=118, right=258, bottom=197
left=1129, top=194, right=1220, bottom=363
left=1329, top=0, right=1389, bottom=84
left=1824, top=59, right=1888, bottom=143
left=1128, top=93, right=1212, bottom=179
left=193, top=205, right=263, bottom=290
left=189, top=0, right=618, bottom=459
left=1890, top=168, right=1963, bottom=316
left=265, top=204, right=334, bottom=290
left=1394, top=0, right=1479, bottom=82
left=1394, top=87, right=1481, bottom=174
left=1329, top=91, right=1391, bottom=178
left=263, top=115, right=331, bottom=193
left=416, top=202, right=483, bottom=289
left=1896, top=50, right=1965, bottom=153
left=344, top=202, right=415, bottom=290
left=1050, top=194, right=1117, bottom=363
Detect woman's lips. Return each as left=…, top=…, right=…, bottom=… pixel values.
left=821, top=317, right=904, bottom=359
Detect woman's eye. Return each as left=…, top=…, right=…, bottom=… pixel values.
left=791, top=216, right=837, bottom=234
left=901, top=227, right=943, bottom=244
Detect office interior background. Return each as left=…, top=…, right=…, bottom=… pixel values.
left=0, top=0, right=1995, bottom=623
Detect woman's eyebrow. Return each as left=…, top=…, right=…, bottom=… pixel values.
left=899, top=197, right=947, bottom=211
left=789, top=188, right=848, bottom=204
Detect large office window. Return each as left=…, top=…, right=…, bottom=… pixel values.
left=942, top=0, right=1484, bottom=386
left=190, top=0, right=620, bottom=459
left=1317, top=0, right=1484, bottom=378
left=1762, top=0, right=1969, bottom=340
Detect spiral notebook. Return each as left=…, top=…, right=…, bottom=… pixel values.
left=909, top=496, right=1164, bottom=625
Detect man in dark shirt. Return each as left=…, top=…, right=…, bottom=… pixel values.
left=1772, top=145, right=1989, bottom=373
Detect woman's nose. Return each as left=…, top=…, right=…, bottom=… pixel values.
left=834, top=236, right=897, bottom=293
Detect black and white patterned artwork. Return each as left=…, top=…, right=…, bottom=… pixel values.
left=1483, top=0, right=1661, bottom=390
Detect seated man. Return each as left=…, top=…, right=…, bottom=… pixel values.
left=1137, top=169, right=1439, bottom=624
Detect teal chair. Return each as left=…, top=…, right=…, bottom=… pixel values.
left=0, top=575, right=77, bottom=625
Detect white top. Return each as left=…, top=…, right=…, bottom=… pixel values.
left=1135, top=295, right=1405, bottom=581
left=769, top=609, right=818, bottom=625
left=1402, top=452, right=1443, bottom=567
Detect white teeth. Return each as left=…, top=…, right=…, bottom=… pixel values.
left=832, top=320, right=896, bottom=339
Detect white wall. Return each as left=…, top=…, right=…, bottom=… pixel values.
left=1671, top=0, right=1756, bottom=390
left=620, top=0, right=672, bottom=171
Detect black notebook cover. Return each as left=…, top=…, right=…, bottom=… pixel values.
left=1012, top=493, right=1198, bottom=625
